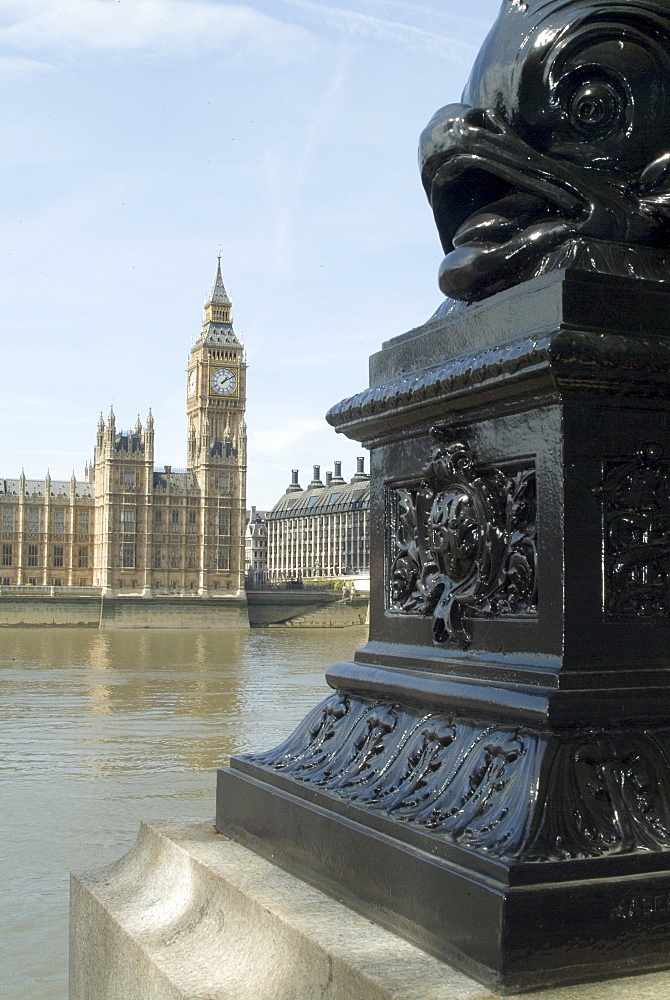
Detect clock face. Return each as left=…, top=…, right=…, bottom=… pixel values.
left=210, top=367, right=237, bottom=396
left=187, top=369, right=197, bottom=397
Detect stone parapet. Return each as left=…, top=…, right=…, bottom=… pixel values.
left=70, top=820, right=670, bottom=1000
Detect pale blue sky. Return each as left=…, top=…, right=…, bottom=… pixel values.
left=0, top=0, right=501, bottom=509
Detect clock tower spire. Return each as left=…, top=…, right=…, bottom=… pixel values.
left=203, top=248, right=232, bottom=326
left=186, top=253, right=247, bottom=596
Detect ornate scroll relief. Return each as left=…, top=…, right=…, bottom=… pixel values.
left=599, top=443, right=670, bottom=618
left=388, top=436, right=536, bottom=648
left=530, top=729, right=670, bottom=861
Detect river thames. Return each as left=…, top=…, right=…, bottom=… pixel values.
left=1, top=625, right=368, bottom=1000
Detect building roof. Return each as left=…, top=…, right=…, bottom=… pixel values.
left=115, top=431, right=144, bottom=453
left=268, top=478, right=369, bottom=519
left=195, top=254, right=241, bottom=349
left=0, top=479, right=94, bottom=498
left=152, top=468, right=199, bottom=492
left=246, top=519, right=267, bottom=538
left=208, top=253, right=232, bottom=307
left=200, top=322, right=240, bottom=347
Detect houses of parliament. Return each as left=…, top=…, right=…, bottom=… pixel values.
left=0, top=257, right=247, bottom=596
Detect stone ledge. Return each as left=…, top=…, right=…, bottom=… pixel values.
left=70, top=820, right=670, bottom=1000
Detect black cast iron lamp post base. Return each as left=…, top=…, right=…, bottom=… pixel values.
left=216, top=0, right=670, bottom=992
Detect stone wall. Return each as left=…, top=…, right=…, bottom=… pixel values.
left=246, top=590, right=368, bottom=627
left=272, top=598, right=369, bottom=628
left=0, top=595, right=248, bottom=629
left=0, top=592, right=366, bottom=629
left=99, top=596, right=248, bottom=629
left=0, top=596, right=101, bottom=627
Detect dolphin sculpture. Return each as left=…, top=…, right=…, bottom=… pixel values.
left=420, top=0, right=670, bottom=305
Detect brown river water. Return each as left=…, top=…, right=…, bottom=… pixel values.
left=0, top=625, right=368, bottom=1000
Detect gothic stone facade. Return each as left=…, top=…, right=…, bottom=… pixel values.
left=0, top=258, right=247, bottom=596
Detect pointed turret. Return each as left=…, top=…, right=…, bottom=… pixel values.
left=96, top=413, right=105, bottom=452
left=204, top=250, right=232, bottom=325
left=194, top=251, right=240, bottom=349
left=105, top=407, right=115, bottom=449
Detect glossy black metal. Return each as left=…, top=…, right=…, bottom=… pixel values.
left=388, top=437, right=537, bottom=648
left=218, top=268, right=670, bottom=992
left=420, top=0, right=670, bottom=306
left=216, top=3, right=670, bottom=992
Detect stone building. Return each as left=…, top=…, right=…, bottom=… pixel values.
left=245, top=507, right=268, bottom=589
left=0, top=256, right=247, bottom=596
left=266, top=459, right=370, bottom=582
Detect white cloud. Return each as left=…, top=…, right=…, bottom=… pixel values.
left=272, top=0, right=478, bottom=62
left=0, top=0, right=314, bottom=61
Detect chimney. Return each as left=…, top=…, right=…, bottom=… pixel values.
left=351, top=456, right=369, bottom=482
left=164, top=465, right=171, bottom=475
left=309, top=465, right=325, bottom=489
left=331, top=460, right=345, bottom=484
left=286, top=469, right=303, bottom=493
left=325, top=471, right=333, bottom=486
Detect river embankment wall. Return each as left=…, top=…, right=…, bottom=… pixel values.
left=0, top=592, right=369, bottom=628
left=0, top=594, right=248, bottom=629
left=0, top=596, right=102, bottom=627
left=99, top=597, right=249, bottom=629
left=245, top=590, right=369, bottom=627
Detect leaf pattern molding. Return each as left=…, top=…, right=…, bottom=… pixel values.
left=244, top=692, right=670, bottom=865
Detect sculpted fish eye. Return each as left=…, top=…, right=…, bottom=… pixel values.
left=564, top=80, right=624, bottom=134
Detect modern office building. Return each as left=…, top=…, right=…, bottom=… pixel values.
left=0, top=256, right=247, bottom=597
left=266, top=459, right=370, bottom=582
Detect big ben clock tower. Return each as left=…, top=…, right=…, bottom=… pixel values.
left=186, top=253, right=247, bottom=596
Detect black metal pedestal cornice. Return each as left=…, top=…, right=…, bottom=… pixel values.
left=326, top=269, right=670, bottom=447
